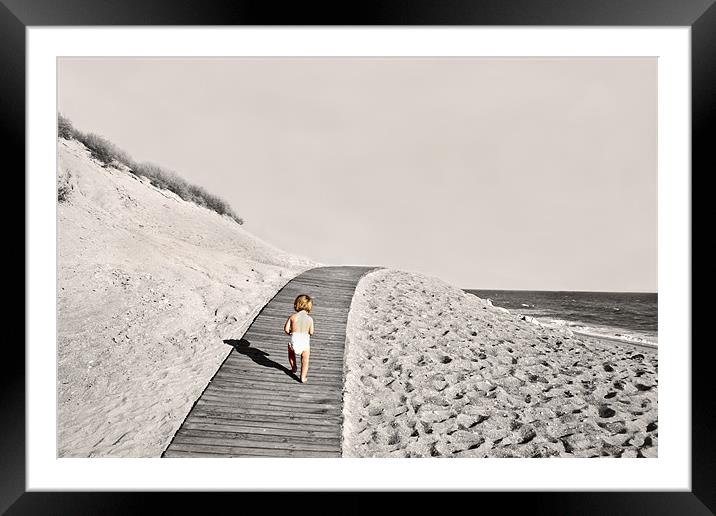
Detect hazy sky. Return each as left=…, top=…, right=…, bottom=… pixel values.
left=58, top=57, right=657, bottom=292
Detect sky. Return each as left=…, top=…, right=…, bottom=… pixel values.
left=58, top=57, right=657, bottom=292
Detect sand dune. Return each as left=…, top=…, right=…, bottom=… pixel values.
left=57, top=138, right=315, bottom=457
left=343, top=269, right=658, bottom=458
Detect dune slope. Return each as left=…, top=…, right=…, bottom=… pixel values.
left=57, top=138, right=315, bottom=457
left=343, top=269, right=658, bottom=458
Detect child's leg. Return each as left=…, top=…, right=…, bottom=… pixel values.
left=300, top=348, right=310, bottom=383
left=288, top=344, right=297, bottom=373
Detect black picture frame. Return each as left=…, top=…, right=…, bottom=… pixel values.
left=6, top=0, right=711, bottom=513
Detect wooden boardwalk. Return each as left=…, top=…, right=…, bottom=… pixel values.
left=163, top=266, right=376, bottom=458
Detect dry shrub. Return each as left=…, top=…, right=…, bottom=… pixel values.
left=58, top=114, right=243, bottom=224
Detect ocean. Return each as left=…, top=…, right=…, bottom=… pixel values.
left=464, top=289, right=658, bottom=347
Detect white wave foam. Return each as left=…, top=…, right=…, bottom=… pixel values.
left=535, top=317, right=658, bottom=347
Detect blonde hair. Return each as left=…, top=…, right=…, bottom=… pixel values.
left=294, top=294, right=313, bottom=313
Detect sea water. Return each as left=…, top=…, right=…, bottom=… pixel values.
left=464, top=290, right=658, bottom=347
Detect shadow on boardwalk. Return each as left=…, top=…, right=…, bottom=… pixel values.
left=224, top=338, right=300, bottom=383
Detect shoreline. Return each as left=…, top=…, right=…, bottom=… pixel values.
left=467, top=292, right=657, bottom=354
left=578, top=331, right=658, bottom=354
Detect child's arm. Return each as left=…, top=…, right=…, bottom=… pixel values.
left=308, top=317, right=315, bottom=336
left=284, top=315, right=292, bottom=335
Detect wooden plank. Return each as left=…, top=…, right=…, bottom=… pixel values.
left=224, top=350, right=347, bottom=360
left=212, top=373, right=344, bottom=386
left=207, top=380, right=340, bottom=395
left=195, top=400, right=342, bottom=417
left=190, top=408, right=342, bottom=426
left=183, top=424, right=338, bottom=439
left=193, top=401, right=343, bottom=417
left=209, top=376, right=340, bottom=393
left=182, top=420, right=339, bottom=438
left=200, top=395, right=341, bottom=408
left=198, top=390, right=340, bottom=405
left=191, top=405, right=342, bottom=421
left=163, top=266, right=375, bottom=458
left=173, top=428, right=341, bottom=447
left=218, top=365, right=345, bottom=378
left=208, top=376, right=343, bottom=391
left=164, top=445, right=340, bottom=458
left=198, top=393, right=342, bottom=411
left=170, top=435, right=338, bottom=453
left=219, top=363, right=346, bottom=373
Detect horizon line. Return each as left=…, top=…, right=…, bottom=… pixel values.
left=463, top=288, right=658, bottom=295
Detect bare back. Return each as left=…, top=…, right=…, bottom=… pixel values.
left=290, top=310, right=313, bottom=335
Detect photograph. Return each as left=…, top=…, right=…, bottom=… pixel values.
left=56, top=56, right=659, bottom=459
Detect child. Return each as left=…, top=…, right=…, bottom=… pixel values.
left=284, top=294, right=314, bottom=383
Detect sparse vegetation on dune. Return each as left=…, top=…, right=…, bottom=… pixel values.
left=57, top=114, right=244, bottom=224
left=130, top=161, right=241, bottom=222
left=57, top=169, right=73, bottom=203
left=57, top=113, right=75, bottom=140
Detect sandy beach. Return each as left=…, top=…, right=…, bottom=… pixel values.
left=57, top=137, right=657, bottom=459
left=343, top=269, right=658, bottom=458
left=57, top=138, right=315, bottom=457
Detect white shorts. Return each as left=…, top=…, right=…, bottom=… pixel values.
left=290, top=332, right=310, bottom=354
